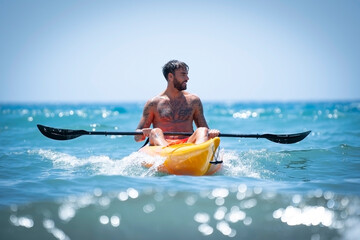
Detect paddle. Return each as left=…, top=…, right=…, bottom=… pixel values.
left=37, top=124, right=311, bottom=144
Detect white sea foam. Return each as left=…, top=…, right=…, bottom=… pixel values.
left=221, top=150, right=261, bottom=178
left=220, top=148, right=292, bottom=180
left=32, top=149, right=165, bottom=176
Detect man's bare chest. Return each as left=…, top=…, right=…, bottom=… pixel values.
left=156, top=99, right=194, bottom=123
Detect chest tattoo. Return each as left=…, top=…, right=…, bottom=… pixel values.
left=158, top=99, right=193, bottom=122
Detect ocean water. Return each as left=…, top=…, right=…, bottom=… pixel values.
left=0, top=101, right=359, bottom=240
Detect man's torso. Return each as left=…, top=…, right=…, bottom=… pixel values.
left=152, top=93, right=197, bottom=138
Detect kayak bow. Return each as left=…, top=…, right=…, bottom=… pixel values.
left=140, top=137, right=222, bottom=176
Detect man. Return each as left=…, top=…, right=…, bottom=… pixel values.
left=135, top=60, right=220, bottom=146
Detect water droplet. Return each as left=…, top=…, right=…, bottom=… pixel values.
left=225, top=208, right=246, bottom=223
left=243, top=217, right=252, bottom=226
left=94, top=188, right=102, bottom=197
left=215, top=197, right=225, bottom=206
left=292, top=194, right=302, bottom=204
left=194, top=213, right=210, bottom=223
left=127, top=188, right=139, bottom=199
left=18, top=216, right=34, bottom=228
left=99, top=197, right=111, bottom=207
left=214, top=206, right=227, bottom=220
left=110, top=216, right=120, bottom=227
left=212, top=188, right=229, bottom=198
left=118, top=191, right=128, bottom=201
left=216, top=221, right=233, bottom=236
left=198, top=223, right=213, bottom=236
left=58, top=204, right=76, bottom=222
left=143, top=204, right=155, bottom=213
left=43, top=219, right=55, bottom=229
left=237, top=184, right=247, bottom=193
left=99, top=215, right=109, bottom=225
left=185, top=195, right=197, bottom=206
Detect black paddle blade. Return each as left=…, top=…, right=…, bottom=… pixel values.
left=263, top=131, right=311, bottom=144
left=37, top=124, right=88, bottom=140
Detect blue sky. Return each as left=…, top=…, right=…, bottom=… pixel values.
left=1, top=0, right=359, bottom=103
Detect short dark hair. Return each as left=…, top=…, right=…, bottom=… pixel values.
left=162, top=60, right=189, bottom=81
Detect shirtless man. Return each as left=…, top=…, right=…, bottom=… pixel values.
left=135, top=60, right=220, bottom=146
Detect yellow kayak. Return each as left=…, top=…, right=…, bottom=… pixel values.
left=140, top=137, right=222, bottom=176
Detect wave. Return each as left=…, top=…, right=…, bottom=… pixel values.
left=30, top=148, right=281, bottom=179
left=29, top=144, right=360, bottom=182
left=30, top=149, right=166, bottom=177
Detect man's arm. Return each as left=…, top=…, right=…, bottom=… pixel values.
left=135, top=100, right=155, bottom=142
left=193, top=97, right=209, bottom=128
left=193, top=96, right=220, bottom=138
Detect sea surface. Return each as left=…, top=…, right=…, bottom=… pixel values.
left=0, top=101, right=359, bottom=240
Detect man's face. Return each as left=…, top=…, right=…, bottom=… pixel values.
left=172, top=68, right=189, bottom=91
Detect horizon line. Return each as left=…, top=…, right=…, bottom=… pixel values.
left=1, top=98, right=359, bottom=105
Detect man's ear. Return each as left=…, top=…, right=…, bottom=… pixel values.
left=168, top=72, right=174, bottom=81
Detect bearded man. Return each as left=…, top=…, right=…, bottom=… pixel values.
left=135, top=60, right=219, bottom=146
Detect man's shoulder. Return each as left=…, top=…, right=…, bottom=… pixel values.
left=145, top=94, right=165, bottom=107
left=184, top=92, right=201, bottom=103
left=182, top=91, right=198, bottom=98
left=146, top=92, right=202, bottom=104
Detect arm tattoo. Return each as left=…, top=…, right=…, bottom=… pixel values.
left=137, top=100, right=155, bottom=129
left=193, top=98, right=209, bottom=128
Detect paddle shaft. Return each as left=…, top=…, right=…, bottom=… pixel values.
left=85, top=131, right=301, bottom=141
left=37, top=124, right=311, bottom=144
left=89, top=131, right=266, bottom=138
left=78, top=131, right=262, bottom=138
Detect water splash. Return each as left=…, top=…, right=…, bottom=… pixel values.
left=31, top=149, right=166, bottom=177
left=29, top=148, right=298, bottom=179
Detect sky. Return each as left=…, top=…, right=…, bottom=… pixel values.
left=1, top=0, right=359, bottom=103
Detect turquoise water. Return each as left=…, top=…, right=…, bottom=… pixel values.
left=0, top=102, right=359, bottom=239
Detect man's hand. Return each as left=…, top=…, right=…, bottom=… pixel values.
left=208, top=129, right=220, bottom=138
left=135, top=128, right=152, bottom=142
left=141, top=128, right=152, bottom=138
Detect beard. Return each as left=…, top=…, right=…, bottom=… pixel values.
left=173, top=77, right=187, bottom=91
